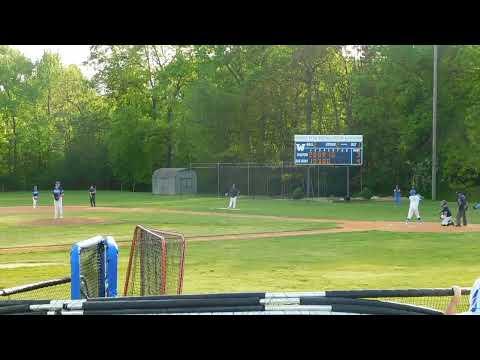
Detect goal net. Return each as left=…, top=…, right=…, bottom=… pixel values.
left=70, top=236, right=118, bottom=299
left=123, top=225, right=186, bottom=297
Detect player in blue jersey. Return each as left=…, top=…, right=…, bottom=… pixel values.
left=445, top=279, right=480, bottom=315
left=32, top=186, right=39, bottom=208
left=52, top=181, right=64, bottom=219
left=393, top=185, right=401, bottom=205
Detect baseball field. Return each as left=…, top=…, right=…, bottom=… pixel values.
left=1, top=191, right=480, bottom=294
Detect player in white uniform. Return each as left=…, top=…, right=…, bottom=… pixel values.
left=406, top=190, right=422, bottom=224
left=52, top=181, right=64, bottom=219
left=225, top=184, right=240, bottom=209
left=32, top=186, right=39, bottom=208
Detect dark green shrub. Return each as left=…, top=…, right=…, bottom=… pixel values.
left=358, top=187, right=374, bottom=200
left=292, top=187, right=304, bottom=200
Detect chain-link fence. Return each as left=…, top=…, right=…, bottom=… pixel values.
left=190, top=162, right=363, bottom=198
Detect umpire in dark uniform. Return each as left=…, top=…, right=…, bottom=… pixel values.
left=456, top=191, right=468, bottom=227
left=89, top=185, right=96, bottom=207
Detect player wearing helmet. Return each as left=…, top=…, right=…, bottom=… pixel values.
left=440, top=200, right=454, bottom=226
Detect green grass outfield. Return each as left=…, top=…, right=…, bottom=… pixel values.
left=1, top=191, right=479, bottom=293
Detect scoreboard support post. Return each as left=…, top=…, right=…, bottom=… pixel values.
left=306, top=167, right=310, bottom=198
left=346, top=166, right=350, bottom=200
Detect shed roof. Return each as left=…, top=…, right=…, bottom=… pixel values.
left=153, top=168, right=189, bottom=177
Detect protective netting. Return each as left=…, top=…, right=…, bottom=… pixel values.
left=151, top=229, right=185, bottom=295
left=124, top=226, right=186, bottom=297
left=79, top=242, right=105, bottom=299
left=370, top=295, right=471, bottom=313
left=0, top=277, right=71, bottom=301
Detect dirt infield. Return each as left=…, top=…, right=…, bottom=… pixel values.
left=0, top=205, right=146, bottom=215
left=0, top=262, right=63, bottom=269
left=339, top=220, right=480, bottom=233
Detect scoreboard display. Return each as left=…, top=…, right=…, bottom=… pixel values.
left=294, top=135, right=363, bottom=166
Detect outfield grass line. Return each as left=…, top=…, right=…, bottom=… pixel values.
left=2, top=216, right=480, bottom=254
left=5, top=218, right=477, bottom=255
left=0, top=227, right=350, bottom=254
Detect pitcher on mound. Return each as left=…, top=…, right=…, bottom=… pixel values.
left=52, top=181, right=64, bottom=219
left=406, top=189, right=422, bottom=224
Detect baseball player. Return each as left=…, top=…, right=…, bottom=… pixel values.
left=393, top=185, right=401, bottom=205
left=440, top=200, right=454, bottom=226
left=52, top=181, right=64, bottom=219
left=456, top=191, right=468, bottom=227
left=406, top=189, right=422, bottom=224
left=89, top=185, right=96, bottom=207
left=409, top=186, right=416, bottom=197
left=225, top=184, right=240, bottom=209
left=32, top=186, right=39, bottom=208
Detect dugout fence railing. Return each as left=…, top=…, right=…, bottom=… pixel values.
left=0, top=288, right=471, bottom=315
left=0, top=277, right=71, bottom=302
left=190, top=162, right=363, bottom=199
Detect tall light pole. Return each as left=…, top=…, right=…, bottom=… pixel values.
left=432, top=45, right=438, bottom=201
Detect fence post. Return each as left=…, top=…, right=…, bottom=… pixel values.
left=317, top=165, right=320, bottom=199
left=217, top=162, right=220, bottom=198
left=281, top=161, right=284, bottom=198
left=247, top=162, right=250, bottom=197
left=346, top=166, right=350, bottom=199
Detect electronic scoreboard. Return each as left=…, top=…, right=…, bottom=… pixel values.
left=294, top=135, right=363, bottom=166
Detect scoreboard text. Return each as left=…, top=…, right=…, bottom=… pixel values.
left=294, top=135, right=363, bottom=166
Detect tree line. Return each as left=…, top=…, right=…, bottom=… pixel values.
left=0, top=45, right=478, bottom=197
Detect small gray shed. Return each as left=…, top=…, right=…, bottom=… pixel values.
left=152, top=168, right=197, bottom=195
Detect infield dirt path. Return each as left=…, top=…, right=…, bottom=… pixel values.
left=0, top=206, right=479, bottom=254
